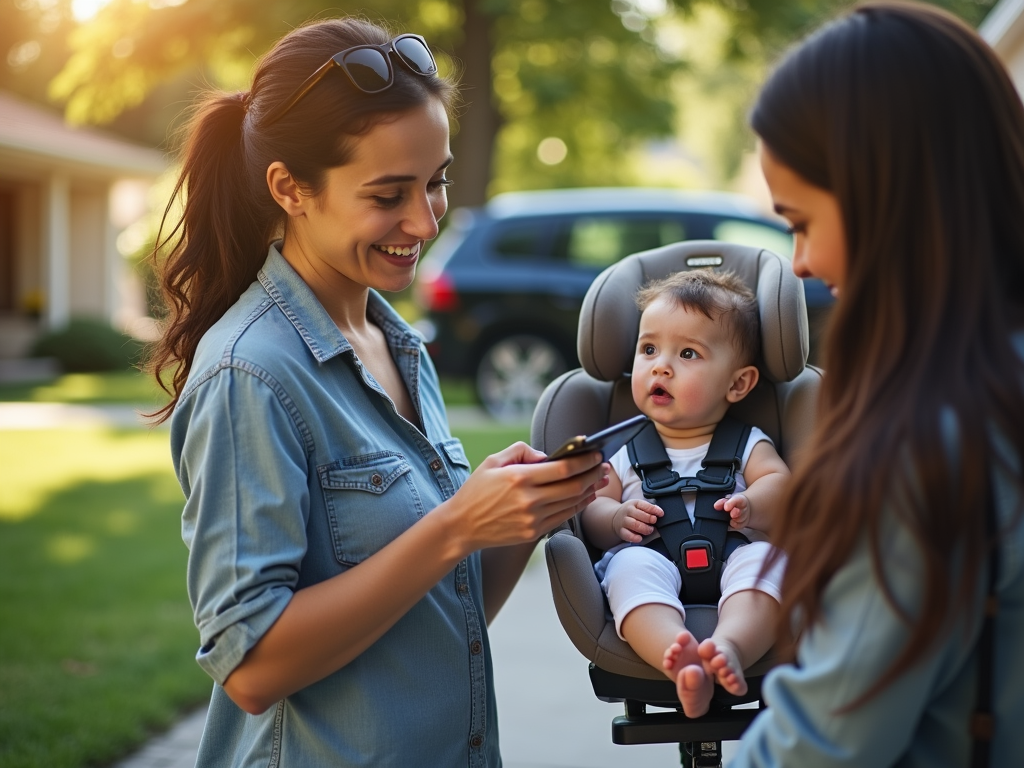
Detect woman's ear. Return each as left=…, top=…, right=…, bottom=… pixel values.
left=266, top=161, right=306, bottom=218
left=726, top=365, right=760, bottom=403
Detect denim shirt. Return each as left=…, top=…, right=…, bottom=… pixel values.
left=731, top=333, right=1024, bottom=767
left=171, top=244, right=500, bottom=768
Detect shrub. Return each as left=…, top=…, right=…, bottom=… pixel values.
left=30, top=318, right=144, bottom=373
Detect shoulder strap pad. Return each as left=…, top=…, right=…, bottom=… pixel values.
left=695, top=415, right=751, bottom=491
left=627, top=420, right=675, bottom=491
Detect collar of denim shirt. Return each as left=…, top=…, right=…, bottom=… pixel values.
left=257, top=242, right=424, bottom=364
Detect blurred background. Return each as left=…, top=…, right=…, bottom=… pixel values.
left=1, top=1, right=1018, bottom=766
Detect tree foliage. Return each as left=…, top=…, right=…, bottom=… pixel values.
left=38, top=0, right=685, bottom=205
left=1, top=0, right=1001, bottom=205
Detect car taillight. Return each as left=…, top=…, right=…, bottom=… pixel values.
left=418, top=271, right=460, bottom=312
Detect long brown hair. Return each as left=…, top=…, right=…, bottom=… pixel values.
left=751, top=1, right=1024, bottom=704
left=146, top=18, right=458, bottom=422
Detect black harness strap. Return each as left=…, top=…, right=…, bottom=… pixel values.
left=627, top=415, right=752, bottom=604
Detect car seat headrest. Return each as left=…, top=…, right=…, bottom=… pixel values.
left=578, top=241, right=808, bottom=384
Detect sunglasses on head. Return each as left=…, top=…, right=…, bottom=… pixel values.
left=264, top=34, right=438, bottom=126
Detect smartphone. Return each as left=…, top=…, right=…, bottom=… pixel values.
left=546, top=414, right=650, bottom=462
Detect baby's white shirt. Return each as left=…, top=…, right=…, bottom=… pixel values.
left=607, top=425, right=773, bottom=545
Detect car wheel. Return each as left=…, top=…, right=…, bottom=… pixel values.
left=476, top=334, right=568, bottom=422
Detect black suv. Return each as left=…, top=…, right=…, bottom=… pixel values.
left=415, top=188, right=833, bottom=420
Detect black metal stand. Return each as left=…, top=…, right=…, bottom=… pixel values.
left=681, top=740, right=723, bottom=768
left=591, top=665, right=763, bottom=768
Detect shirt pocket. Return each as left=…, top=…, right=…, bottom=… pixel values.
left=437, top=438, right=472, bottom=490
left=318, top=451, right=424, bottom=566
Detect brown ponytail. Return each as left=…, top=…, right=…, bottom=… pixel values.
left=146, top=18, right=458, bottom=422
left=146, top=91, right=269, bottom=422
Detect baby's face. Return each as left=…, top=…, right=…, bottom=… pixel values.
left=631, top=297, right=747, bottom=439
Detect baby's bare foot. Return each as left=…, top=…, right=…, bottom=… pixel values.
left=698, top=638, right=748, bottom=696
left=663, top=630, right=700, bottom=679
left=663, top=632, right=714, bottom=717
left=677, top=664, right=714, bottom=718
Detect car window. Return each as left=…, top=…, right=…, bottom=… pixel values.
left=712, top=219, right=793, bottom=259
left=554, top=217, right=686, bottom=268
left=492, top=220, right=553, bottom=259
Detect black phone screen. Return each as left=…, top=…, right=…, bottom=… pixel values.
left=546, top=414, right=649, bottom=462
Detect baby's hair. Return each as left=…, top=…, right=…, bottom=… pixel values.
left=635, top=270, right=760, bottom=365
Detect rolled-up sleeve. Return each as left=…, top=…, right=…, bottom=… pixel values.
left=172, top=364, right=310, bottom=684
left=732, top=490, right=978, bottom=767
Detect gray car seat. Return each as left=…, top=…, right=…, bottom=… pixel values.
left=531, top=241, right=823, bottom=766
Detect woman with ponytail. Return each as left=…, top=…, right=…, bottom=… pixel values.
left=732, top=3, right=1024, bottom=765
left=149, top=18, right=607, bottom=767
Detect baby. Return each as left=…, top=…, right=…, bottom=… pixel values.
left=581, top=269, right=790, bottom=718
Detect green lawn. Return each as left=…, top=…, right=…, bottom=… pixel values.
left=0, top=371, right=166, bottom=406
left=0, top=370, right=479, bottom=408
left=0, top=418, right=526, bottom=768
left=0, top=429, right=209, bottom=768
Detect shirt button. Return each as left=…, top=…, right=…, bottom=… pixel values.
left=370, top=473, right=383, bottom=486
left=471, top=735, right=484, bottom=748
left=470, top=640, right=482, bottom=655
left=457, top=583, right=469, bottom=594
left=429, top=458, right=442, bottom=471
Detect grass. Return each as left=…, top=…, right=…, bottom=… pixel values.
left=0, top=371, right=166, bottom=406
left=0, top=410, right=526, bottom=767
left=438, top=376, right=477, bottom=406
left=455, top=424, right=531, bottom=467
left=0, top=370, right=480, bottom=408
left=0, top=429, right=209, bottom=768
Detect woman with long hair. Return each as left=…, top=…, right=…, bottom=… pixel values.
left=149, top=17, right=607, bottom=766
left=738, top=2, right=1024, bottom=764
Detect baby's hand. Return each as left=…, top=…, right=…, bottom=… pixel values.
left=612, top=499, right=663, bottom=543
left=715, top=493, right=750, bottom=529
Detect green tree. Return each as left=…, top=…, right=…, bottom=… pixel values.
left=43, top=0, right=683, bottom=206
left=11, top=0, right=999, bottom=205
left=0, top=0, right=76, bottom=106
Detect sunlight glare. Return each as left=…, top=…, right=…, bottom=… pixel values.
left=71, top=0, right=111, bottom=22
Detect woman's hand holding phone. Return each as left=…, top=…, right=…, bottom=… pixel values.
left=439, top=442, right=609, bottom=555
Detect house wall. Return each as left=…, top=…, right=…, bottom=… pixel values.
left=68, top=186, right=110, bottom=319
left=0, top=91, right=165, bottom=367
left=0, top=176, right=136, bottom=358
left=17, top=184, right=41, bottom=311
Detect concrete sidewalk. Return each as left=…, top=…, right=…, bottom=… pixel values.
left=0, top=402, right=161, bottom=430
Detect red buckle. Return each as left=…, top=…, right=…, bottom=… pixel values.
left=685, top=548, right=709, bottom=570
left=681, top=541, right=713, bottom=572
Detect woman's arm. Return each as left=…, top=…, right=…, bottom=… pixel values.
left=731, top=490, right=976, bottom=767
left=222, top=441, right=606, bottom=714
left=480, top=454, right=620, bottom=623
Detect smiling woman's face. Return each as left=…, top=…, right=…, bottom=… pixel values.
left=759, top=143, right=847, bottom=298
left=277, top=96, right=453, bottom=298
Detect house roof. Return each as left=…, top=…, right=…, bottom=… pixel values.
left=980, top=0, right=1024, bottom=54
left=0, top=90, right=166, bottom=180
